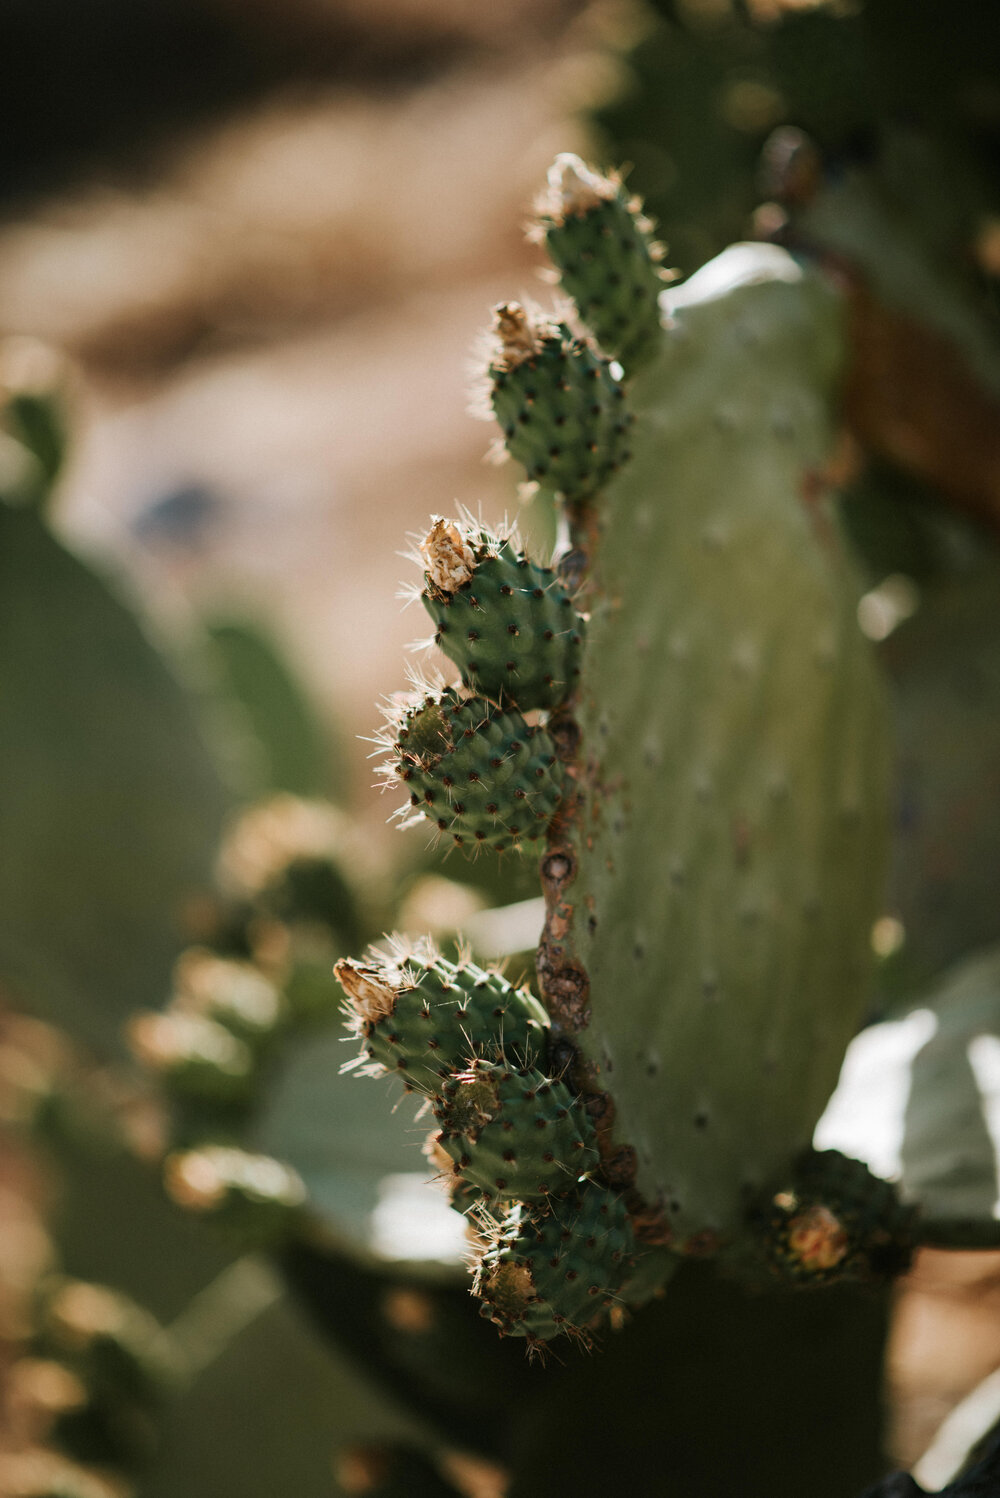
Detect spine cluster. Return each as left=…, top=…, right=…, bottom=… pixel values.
left=338, top=155, right=666, bottom=1347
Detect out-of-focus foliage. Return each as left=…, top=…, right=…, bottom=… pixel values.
left=0, top=500, right=229, bottom=1056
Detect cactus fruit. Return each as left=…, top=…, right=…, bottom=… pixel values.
left=126, top=1010, right=255, bottom=1106
left=171, top=950, right=285, bottom=1051
left=336, top=943, right=548, bottom=1094
left=472, top=1186, right=636, bottom=1346
left=532, top=154, right=666, bottom=371
left=419, top=518, right=585, bottom=709
left=484, top=306, right=632, bottom=503
left=752, top=1150, right=915, bottom=1285
left=381, top=686, right=565, bottom=853
left=163, top=1144, right=306, bottom=1243
left=431, top=1058, right=598, bottom=1204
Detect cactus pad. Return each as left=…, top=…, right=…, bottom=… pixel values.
left=419, top=518, right=584, bottom=710
left=336, top=942, right=548, bottom=1094
left=753, top=1149, right=915, bottom=1284
left=432, top=1059, right=598, bottom=1204
left=382, top=686, right=565, bottom=852
left=472, top=1186, right=636, bottom=1344
left=486, top=304, right=632, bottom=503
left=533, top=154, right=665, bottom=371
left=557, top=245, right=890, bottom=1251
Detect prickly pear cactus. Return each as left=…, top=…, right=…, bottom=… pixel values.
left=554, top=243, right=891, bottom=1253
left=336, top=155, right=894, bottom=1350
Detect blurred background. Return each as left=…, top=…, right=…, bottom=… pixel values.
left=3, top=1, right=1000, bottom=1494
left=0, top=0, right=621, bottom=794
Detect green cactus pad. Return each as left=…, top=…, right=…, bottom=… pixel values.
left=419, top=518, right=584, bottom=710
left=486, top=304, right=632, bottom=503
left=559, top=244, right=890, bottom=1251
left=533, top=154, right=666, bottom=371
left=336, top=942, right=549, bottom=1094
left=383, top=686, right=565, bottom=852
left=432, top=1059, right=598, bottom=1204
left=752, top=1149, right=915, bottom=1285
left=472, top=1186, right=636, bottom=1344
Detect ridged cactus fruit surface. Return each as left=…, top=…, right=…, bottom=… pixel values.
left=432, top=1059, right=598, bottom=1203
left=559, top=244, right=890, bottom=1251
left=419, top=519, right=585, bottom=710
left=473, top=1186, right=636, bottom=1344
left=533, top=154, right=666, bottom=372
left=486, top=304, right=632, bottom=503
left=336, top=944, right=548, bottom=1094
left=383, top=686, right=565, bottom=852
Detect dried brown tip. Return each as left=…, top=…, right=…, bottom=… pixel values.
left=334, top=958, right=398, bottom=1025
left=541, top=153, right=616, bottom=222
left=423, top=1132, right=457, bottom=1178
left=491, top=301, right=550, bottom=372
left=477, top=1261, right=536, bottom=1324
left=420, top=517, right=477, bottom=594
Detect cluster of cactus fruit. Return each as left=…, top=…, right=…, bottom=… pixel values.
left=127, top=795, right=364, bottom=1245
left=337, top=942, right=638, bottom=1348
left=337, top=153, right=916, bottom=1348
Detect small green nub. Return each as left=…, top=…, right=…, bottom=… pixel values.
left=432, top=1058, right=598, bottom=1204
left=534, top=154, right=665, bottom=371
left=384, top=686, right=565, bottom=853
left=487, top=305, right=632, bottom=503
left=336, top=943, right=549, bottom=1093
left=753, top=1149, right=916, bottom=1285
left=171, top=949, right=285, bottom=1051
left=127, top=1010, right=256, bottom=1105
left=164, top=1145, right=306, bottom=1244
left=420, top=518, right=585, bottom=710
left=473, top=1185, right=636, bottom=1343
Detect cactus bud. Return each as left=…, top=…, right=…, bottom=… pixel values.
left=164, top=1145, right=306, bottom=1243
left=752, top=1150, right=916, bottom=1285
left=472, top=1185, right=636, bottom=1345
left=533, top=155, right=666, bottom=371
left=337, top=941, right=548, bottom=1093
left=420, top=519, right=585, bottom=710
left=126, top=1011, right=255, bottom=1105
left=381, top=686, right=565, bottom=853
left=486, top=303, right=632, bottom=502
left=432, top=1059, right=598, bottom=1204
